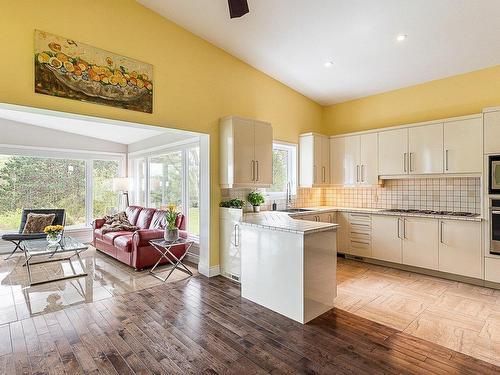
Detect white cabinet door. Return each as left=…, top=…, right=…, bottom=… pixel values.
left=378, top=128, right=408, bottom=176
left=337, top=212, right=349, bottom=253
left=484, top=111, right=500, bottom=154
left=253, top=120, right=273, bottom=186
left=321, top=136, right=330, bottom=184
left=233, top=118, right=256, bottom=185
left=438, top=220, right=482, bottom=278
left=444, top=118, right=482, bottom=174
left=372, top=215, right=402, bottom=263
left=330, top=137, right=345, bottom=185
left=344, top=135, right=360, bottom=185
left=319, top=212, right=336, bottom=223
left=313, top=135, right=322, bottom=185
left=359, top=133, right=378, bottom=185
left=408, top=123, right=443, bottom=174
left=402, top=217, right=439, bottom=270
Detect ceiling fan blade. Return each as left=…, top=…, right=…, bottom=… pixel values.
left=228, top=0, right=249, bottom=18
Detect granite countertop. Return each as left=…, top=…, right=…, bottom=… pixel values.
left=293, top=206, right=483, bottom=222
left=241, top=211, right=338, bottom=234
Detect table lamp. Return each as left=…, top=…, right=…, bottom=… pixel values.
left=112, top=177, right=130, bottom=209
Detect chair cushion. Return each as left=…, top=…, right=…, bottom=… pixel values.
left=102, top=231, right=132, bottom=245
left=114, top=234, right=133, bottom=252
left=125, top=206, right=142, bottom=226
left=1, top=233, right=46, bottom=241
left=136, top=208, right=156, bottom=229
left=22, top=213, right=55, bottom=234
left=149, top=210, right=166, bottom=229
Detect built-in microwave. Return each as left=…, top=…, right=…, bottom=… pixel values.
left=488, top=155, right=500, bottom=194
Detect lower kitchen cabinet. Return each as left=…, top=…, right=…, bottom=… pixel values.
left=337, top=212, right=349, bottom=253
left=372, top=215, right=402, bottom=263
left=402, top=217, right=439, bottom=270
left=438, top=220, right=482, bottom=279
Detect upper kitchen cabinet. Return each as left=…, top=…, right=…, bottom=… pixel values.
left=378, top=128, right=408, bottom=176
left=443, top=117, right=482, bottom=174
left=331, top=133, right=378, bottom=186
left=219, top=116, right=273, bottom=188
left=484, top=109, right=500, bottom=154
left=299, top=133, right=330, bottom=187
left=408, top=123, right=443, bottom=174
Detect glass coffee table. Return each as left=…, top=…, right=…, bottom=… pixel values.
left=149, top=238, right=194, bottom=282
left=22, top=236, right=88, bottom=286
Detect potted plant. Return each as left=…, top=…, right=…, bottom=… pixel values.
left=165, top=204, right=180, bottom=242
left=219, top=199, right=245, bottom=209
left=44, top=225, right=64, bottom=246
left=247, top=191, right=265, bottom=213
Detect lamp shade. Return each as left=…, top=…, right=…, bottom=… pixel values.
left=112, top=177, right=130, bottom=192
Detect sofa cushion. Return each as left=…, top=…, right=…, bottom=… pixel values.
left=114, top=234, right=133, bottom=252
left=125, top=206, right=142, bottom=226
left=102, top=231, right=132, bottom=246
left=94, top=228, right=104, bottom=240
left=136, top=208, right=156, bottom=229
left=149, top=210, right=166, bottom=229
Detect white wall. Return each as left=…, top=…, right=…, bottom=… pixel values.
left=0, top=118, right=127, bottom=153
left=128, top=131, right=198, bottom=154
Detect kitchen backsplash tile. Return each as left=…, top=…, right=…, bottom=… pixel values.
left=222, top=177, right=481, bottom=214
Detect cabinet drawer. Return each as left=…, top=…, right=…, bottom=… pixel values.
left=349, top=239, right=371, bottom=257
left=349, top=212, right=371, bottom=223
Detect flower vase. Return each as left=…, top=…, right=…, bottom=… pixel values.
left=46, top=232, right=61, bottom=246
left=253, top=205, right=260, bottom=213
left=164, top=227, right=179, bottom=242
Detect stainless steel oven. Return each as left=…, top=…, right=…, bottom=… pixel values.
left=488, top=156, right=500, bottom=194
left=490, top=199, right=500, bottom=255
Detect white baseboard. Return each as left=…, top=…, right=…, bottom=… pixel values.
left=198, top=264, right=220, bottom=277
left=185, top=252, right=199, bottom=265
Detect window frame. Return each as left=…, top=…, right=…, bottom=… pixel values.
left=267, top=141, right=298, bottom=199
left=0, top=145, right=126, bottom=232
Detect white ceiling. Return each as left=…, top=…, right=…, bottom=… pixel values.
left=0, top=106, right=191, bottom=145
left=139, top=0, right=500, bottom=105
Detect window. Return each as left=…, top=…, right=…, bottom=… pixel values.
left=268, top=142, right=297, bottom=196
left=0, top=150, right=124, bottom=232
left=130, top=143, right=200, bottom=238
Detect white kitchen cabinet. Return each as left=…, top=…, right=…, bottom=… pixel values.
left=484, top=110, right=500, bottom=154
left=378, top=128, right=408, bottom=176
left=220, top=208, right=243, bottom=282
left=372, top=215, right=402, bottom=263
left=299, top=133, right=330, bottom=187
left=220, top=116, right=273, bottom=188
left=330, top=133, right=378, bottom=186
left=348, top=212, right=372, bottom=257
left=408, top=123, right=443, bottom=174
left=443, top=118, right=482, bottom=174
left=336, top=212, right=349, bottom=253
left=485, top=257, right=500, bottom=283
left=319, top=212, right=336, bottom=223
left=438, top=220, right=482, bottom=279
left=402, top=217, right=439, bottom=270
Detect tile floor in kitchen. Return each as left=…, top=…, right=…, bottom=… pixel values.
left=336, top=257, right=500, bottom=367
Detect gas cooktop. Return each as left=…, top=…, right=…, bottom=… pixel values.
left=382, top=209, right=479, bottom=217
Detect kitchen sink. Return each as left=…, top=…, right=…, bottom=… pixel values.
left=277, top=208, right=315, bottom=213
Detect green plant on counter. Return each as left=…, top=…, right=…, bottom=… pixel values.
left=247, top=191, right=265, bottom=206
left=219, top=198, right=245, bottom=209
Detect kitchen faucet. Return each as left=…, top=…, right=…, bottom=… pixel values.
left=286, top=182, right=293, bottom=209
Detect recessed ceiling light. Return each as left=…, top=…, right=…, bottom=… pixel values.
left=396, top=34, right=408, bottom=42
left=324, top=61, right=334, bottom=68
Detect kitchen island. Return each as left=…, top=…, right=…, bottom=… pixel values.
left=240, top=211, right=338, bottom=324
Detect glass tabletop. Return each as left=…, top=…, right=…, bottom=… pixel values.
left=23, top=236, right=88, bottom=256
left=150, top=238, right=192, bottom=247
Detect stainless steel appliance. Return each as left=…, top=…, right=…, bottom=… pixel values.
left=489, top=199, right=500, bottom=255
left=488, top=155, right=500, bottom=194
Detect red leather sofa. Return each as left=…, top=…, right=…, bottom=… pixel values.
left=92, top=206, right=188, bottom=270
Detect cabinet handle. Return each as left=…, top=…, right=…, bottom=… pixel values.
left=403, top=218, right=407, bottom=239
left=440, top=221, right=444, bottom=244
left=397, top=218, right=401, bottom=239
left=445, top=150, right=449, bottom=171
left=251, top=160, right=255, bottom=181
left=322, top=166, right=326, bottom=182
left=314, top=165, right=317, bottom=183
left=409, top=153, right=414, bottom=172
left=404, top=153, right=407, bottom=172
left=356, top=165, right=360, bottom=182
left=256, top=161, right=259, bottom=181
left=351, top=240, right=369, bottom=245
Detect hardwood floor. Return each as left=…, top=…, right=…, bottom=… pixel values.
left=0, top=275, right=498, bottom=374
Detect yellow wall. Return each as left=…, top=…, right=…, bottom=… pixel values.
left=323, top=65, right=500, bottom=135
left=0, top=0, right=323, bottom=266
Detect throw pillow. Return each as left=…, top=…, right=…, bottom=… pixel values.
left=22, top=213, right=56, bottom=234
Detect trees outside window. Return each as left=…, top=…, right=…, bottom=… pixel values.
left=93, top=160, right=120, bottom=219
left=268, top=143, right=297, bottom=196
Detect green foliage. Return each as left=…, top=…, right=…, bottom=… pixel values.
left=247, top=191, right=265, bottom=206
left=219, top=199, right=244, bottom=209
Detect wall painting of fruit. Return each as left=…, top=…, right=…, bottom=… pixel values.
left=34, top=30, right=153, bottom=113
